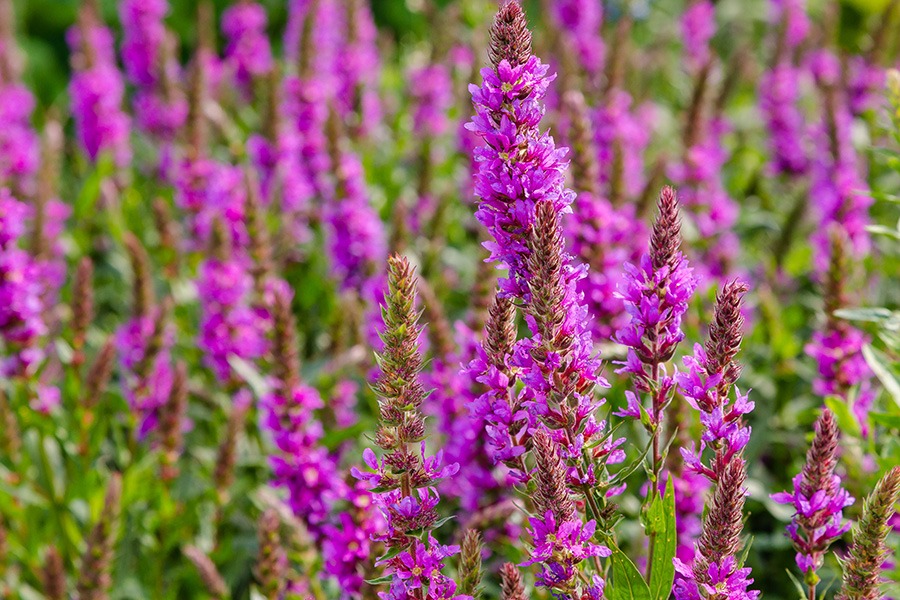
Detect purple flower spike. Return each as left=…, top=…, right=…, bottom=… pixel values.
left=222, top=1, right=273, bottom=91
left=772, top=409, right=854, bottom=588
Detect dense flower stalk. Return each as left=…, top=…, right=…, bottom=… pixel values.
left=594, top=89, right=654, bottom=204
left=808, top=50, right=872, bottom=274
left=564, top=91, right=647, bottom=340
left=522, top=429, right=610, bottom=597
left=75, top=473, right=122, bottom=600
left=159, top=362, right=188, bottom=482
left=68, top=6, right=131, bottom=166
left=0, top=74, right=39, bottom=194
left=760, top=62, right=809, bottom=176
left=836, top=466, right=900, bottom=600
left=221, top=0, right=273, bottom=91
left=41, top=547, right=66, bottom=600
left=500, top=563, right=527, bottom=600
left=669, top=118, right=739, bottom=281
left=323, top=111, right=387, bottom=303
left=548, top=0, right=605, bottom=80
left=120, top=0, right=187, bottom=141
left=678, top=281, right=753, bottom=482
left=459, top=530, right=484, bottom=599
left=675, top=283, right=757, bottom=600
left=197, top=232, right=268, bottom=383
left=681, top=0, right=716, bottom=73
left=262, top=280, right=341, bottom=531
left=771, top=409, right=854, bottom=597
left=116, top=235, right=174, bottom=439
left=674, top=457, right=758, bottom=600
left=805, top=228, right=875, bottom=434
left=0, top=190, right=50, bottom=379
left=615, top=188, right=698, bottom=470
left=353, top=254, right=465, bottom=600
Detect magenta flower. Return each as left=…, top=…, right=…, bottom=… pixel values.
left=221, top=1, right=273, bottom=90
left=197, top=257, right=268, bottom=382
left=760, top=63, right=809, bottom=176
left=674, top=556, right=759, bottom=600
left=0, top=83, right=39, bottom=193
left=681, top=1, right=716, bottom=72
left=119, top=0, right=168, bottom=88
left=549, top=0, right=605, bottom=78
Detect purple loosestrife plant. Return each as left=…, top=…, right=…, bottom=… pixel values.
left=808, top=50, right=872, bottom=275
left=261, top=279, right=342, bottom=532
left=548, top=0, right=605, bottom=81
left=677, top=281, right=753, bottom=482
left=674, top=283, right=758, bottom=600
left=323, top=111, right=387, bottom=309
left=68, top=6, right=131, bottom=168
left=221, top=0, right=274, bottom=92
left=772, top=409, right=854, bottom=599
left=615, top=186, right=699, bottom=482
left=0, top=81, right=39, bottom=195
left=468, top=3, right=625, bottom=595
left=805, top=228, right=875, bottom=435
left=196, top=230, right=268, bottom=384
left=760, top=62, right=809, bottom=176
left=681, top=0, right=716, bottom=73
left=563, top=90, right=648, bottom=341
left=352, top=255, right=467, bottom=600
left=519, top=429, right=611, bottom=598
left=594, top=89, right=655, bottom=204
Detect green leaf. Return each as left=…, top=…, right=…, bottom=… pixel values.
left=647, top=478, right=677, bottom=600
left=364, top=575, right=396, bottom=585
left=824, top=396, right=861, bottom=439
left=608, top=547, right=652, bottom=600
left=833, top=307, right=896, bottom=324
left=862, top=345, right=900, bottom=410
left=870, top=412, right=900, bottom=428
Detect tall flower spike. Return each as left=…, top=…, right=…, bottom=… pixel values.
left=532, top=429, right=576, bottom=525
left=214, top=393, right=250, bottom=502
left=354, top=254, right=464, bottom=599
left=159, top=362, right=187, bottom=482
left=615, top=187, right=698, bottom=481
left=772, top=409, right=854, bottom=598
left=76, top=473, right=122, bottom=600
left=674, top=456, right=758, bottom=600
left=836, top=466, right=900, bottom=600
left=677, top=280, right=753, bottom=483
left=71, top=257, right=94, bottom=366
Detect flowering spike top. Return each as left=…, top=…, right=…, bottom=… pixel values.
left=354, top=254, right=465, bottom=599
left=677, top=280, right=753, bottom=482
left=616, top=187, right=698, bottom=386
left=489, top=1, right=532, bottom=69
left=771, top=409, right=854, bottom=585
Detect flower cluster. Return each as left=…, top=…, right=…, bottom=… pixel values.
left=772, top=409, right=854, bottom=582
left=221, top=0, right=273, bottom=91
left=68, top=6, right=131, bottom=167
left=353, top=255, right=466, bottom=599
left=0, top=190, right=51, bottom=382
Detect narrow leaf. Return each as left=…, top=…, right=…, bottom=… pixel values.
left=648, top=478, right=677, bottom=600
